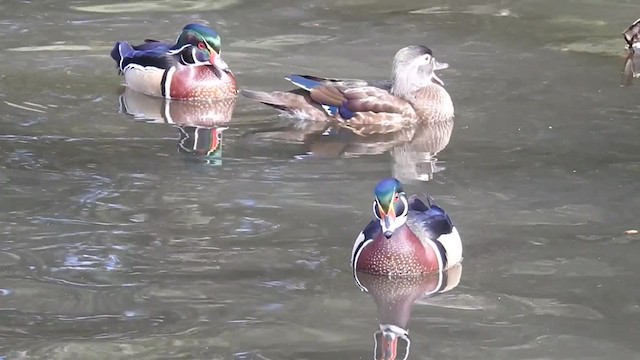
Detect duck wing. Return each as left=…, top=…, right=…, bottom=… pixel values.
left=406, top=194, right=454, bottom=243
left=292, top=74, right=392, bottom=91
left=334, top=86, right=415, bottom=124
left=110, top=40, right=175, bottom=73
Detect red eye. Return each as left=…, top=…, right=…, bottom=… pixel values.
left=197, top=42, right=206, bottom=50
left=394, top=194, right=400, bottom=202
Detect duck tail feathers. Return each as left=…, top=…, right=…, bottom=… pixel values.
left=110, top=41, right=135, bottom=73
left=240, top=89, right=289, bottom=108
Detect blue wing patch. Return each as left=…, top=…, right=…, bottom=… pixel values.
left=285, top=74, right=323, bottom=91
left=285, top=75, right=343, bottom=117
left=338, top=104, right=355, bottom=119
left=321, top=104, right=339, bottom=116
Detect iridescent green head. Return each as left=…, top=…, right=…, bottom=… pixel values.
left=170, top=23, right=228, bottom=71
left=372, top=178, right=409, bottom=238
left=173, top=23, right=221, bottom=53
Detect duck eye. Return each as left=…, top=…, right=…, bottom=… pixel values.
left=394, top=194, right=400, bottom=202
left=197, top=42, right=206, bottom=50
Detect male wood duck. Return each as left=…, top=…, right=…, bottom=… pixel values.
left=354, top=264, right=462, bottom=360
left=110, top=23, right=237, bottom=101
left=241, top=45, right=453, bottom=125
left=351, top=178, right=462, bottom=276
left=623, top=18, right=640, bottom=53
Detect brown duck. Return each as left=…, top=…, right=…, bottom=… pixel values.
left=241, top=45, right=454, bottom=125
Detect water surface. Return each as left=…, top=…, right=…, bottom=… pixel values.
left=1, top=0, right=640, bottom=359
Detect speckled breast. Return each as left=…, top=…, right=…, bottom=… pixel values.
left=356, top=226, right=440, bottom=276
left=168, top=66, right=237, bottom=101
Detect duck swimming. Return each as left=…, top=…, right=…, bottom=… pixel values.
left=241, top=45, right=454, bottom=125
left=110, top=23, right=236, bottom=101
left=351, top=178, right=462, bottom=276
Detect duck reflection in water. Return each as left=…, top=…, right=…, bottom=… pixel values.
left=118, top=87, right=235, bottom=164
left=176, top=125, right=227, bottom=165
left=242, top=118, right=452, bottom=176
left=391, top=119, right=453, bottom=183
left=354, top=264, right=462, bottom=360
left=242, top=120, right=415, bottom=158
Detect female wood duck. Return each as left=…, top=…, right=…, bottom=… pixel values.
left=351, top=178, right=462, bottom=276
left=110, top=23, right=237, bottom=101
left=241, top=45, right=453, bottom=125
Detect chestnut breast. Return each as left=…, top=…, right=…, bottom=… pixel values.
left=356, top=225, right=440, bottom=276
left=170, top=66, right=237, bottom=100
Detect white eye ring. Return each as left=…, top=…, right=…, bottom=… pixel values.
left=424, top=54, right=432, bottom=62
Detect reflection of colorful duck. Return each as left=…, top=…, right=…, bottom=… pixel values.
left=177, top=126, right=227, bottom=165
left=354, top=264, right=462, bottom=360
left=391, top=119, right=454, bottom=182
left=118, top=87, right=235, bottom=164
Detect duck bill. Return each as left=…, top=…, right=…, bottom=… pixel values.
left=380, top=208, right=397, bottom=239
left=434, top=59, right=449, bottom=71
left=431, top=60, right=448, bottom=86
left=431, top=73, right=445, bottom=86
left=210, top=53, right=230, bottom=76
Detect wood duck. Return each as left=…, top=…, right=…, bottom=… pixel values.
left=110, top=23, right=237, bottom=101
left=241, top=45, right=453, bottom=125
left=351, top=178, right=462, bottom=276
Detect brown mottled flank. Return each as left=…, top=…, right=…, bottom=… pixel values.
left=170, top=66, right=237, bottom=101
left=356, top=225, right=440, bottom=276
left=344, top=83, right=454, bottom=125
